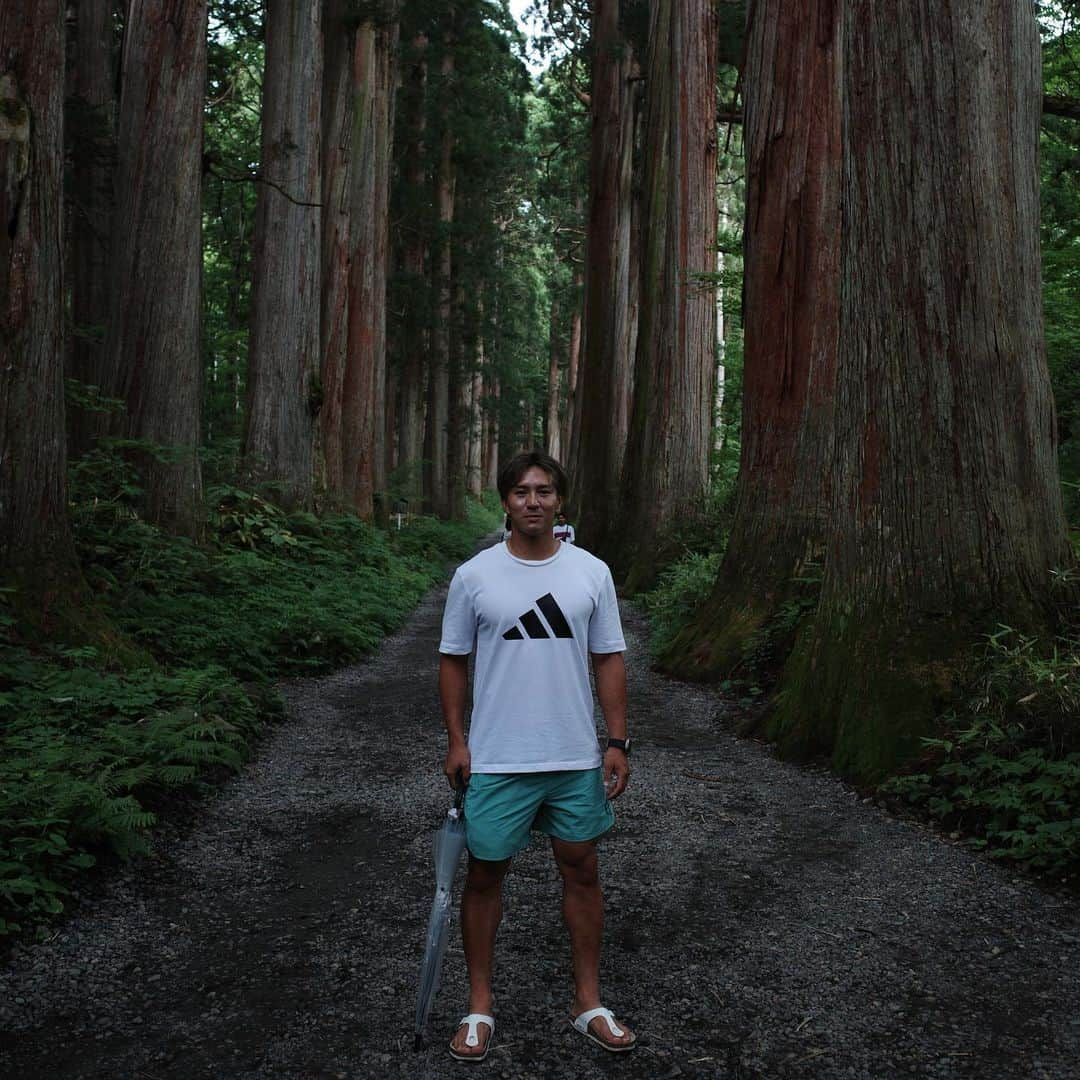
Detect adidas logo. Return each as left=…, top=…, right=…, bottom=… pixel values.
left=503, top=593, right=574, bottom=641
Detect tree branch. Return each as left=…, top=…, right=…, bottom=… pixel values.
left=205, top=161, right=322, bottom=208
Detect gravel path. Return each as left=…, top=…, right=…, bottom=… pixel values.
left=2, top=571, right=1079, bottom=1079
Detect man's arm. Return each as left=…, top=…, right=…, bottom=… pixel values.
left=592, top=651, right=629, bottom=799
left=440, top=653, right=471, bottom=788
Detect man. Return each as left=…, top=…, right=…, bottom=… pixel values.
left=553, top=510, right=576, bottom=545
left=438, top=450, right=635, bottom=1062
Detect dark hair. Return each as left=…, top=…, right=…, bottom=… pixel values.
left=497, top=450, right=568, bottom=501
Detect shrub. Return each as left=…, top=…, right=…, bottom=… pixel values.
left=881, top=625, right=1080, bottom=880
left=640, top=549, right=725, bottom=659
left=1, top=446, right=500, bottom=936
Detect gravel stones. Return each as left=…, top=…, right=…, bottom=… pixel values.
left=2, top=572, right=1079, bottom=1078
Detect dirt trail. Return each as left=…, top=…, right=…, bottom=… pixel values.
left=2, top=571, right=1079, bottom=1079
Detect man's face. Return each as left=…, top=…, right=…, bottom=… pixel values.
left=503, top=466, right=561, bottom=539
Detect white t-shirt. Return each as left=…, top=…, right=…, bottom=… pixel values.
left=438, top=542, right=626, bottom=773
left=553, top=523, right=576, bottom=544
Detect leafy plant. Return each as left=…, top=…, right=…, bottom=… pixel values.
left=1, top=448, right=499, bottom=936
left=882, top=625, right=1080, bottom=879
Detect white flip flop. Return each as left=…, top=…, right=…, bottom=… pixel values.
left=448, top=1012, right=495, bottom=1063
left=570, top=1006, right=637, bottom=1052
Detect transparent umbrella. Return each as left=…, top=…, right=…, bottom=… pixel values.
left=414, top=783, right=468, bottom=1050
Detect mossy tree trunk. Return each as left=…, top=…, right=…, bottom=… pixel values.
left=769, top=0, right=1075, bottom=784
left=616, top=0, right=718, bottom=592
left=0, top=0, right=81, bottom=606
left=573, top=0, right=637, bottom=549
left=244, top=0, right=322, bottom=509
left=661, top=0, right=841, bottom=676
left=107, top=0, right=206, bottom=537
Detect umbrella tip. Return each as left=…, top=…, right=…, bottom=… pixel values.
left=414, top=1033, right=425, bottom=1053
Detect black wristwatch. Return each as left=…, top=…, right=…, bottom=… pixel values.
left=607, top=737, right=631, bottom=754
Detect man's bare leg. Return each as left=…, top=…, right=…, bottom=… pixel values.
left=551, top=837, right=635, bottom=1047
left=450, top=854, right=509, bottom=1057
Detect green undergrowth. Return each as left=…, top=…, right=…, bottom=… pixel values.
left=881, top=623, right=1080, bottom=883
left=0, top=447, right=499, bottom=937
left=640, top=549, right=725, bottom=659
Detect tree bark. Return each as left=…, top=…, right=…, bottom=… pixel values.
left=244, top=0, right=322, bottom=508
left=616, top=0, right=718, bottom=591
left=341, top=8, right=398, bottom=518
left=0, top=0, right=80, bottom=598
left=663, top=0, right=841, bottom=674
left=446, top=275, right=468, bottom=521
left=560, top=269, right=583, bottom=457
left=770, top=0, right=1076, bottom=783
left=545, top=294, right=562, bottom=460
left=484, top=372, right=500, bottom=491
left=573, top=0, right=637, bottom=549
left=425, top=32, right=455, bottom=518
left=107, top=0, right=206, bottom=536
left=319, top=0, right=354, bottom=501
left=66, top=0, right=116, bottom=459
left=467, top=297, right=484, bottom=498
left=396, top=32, right=429, bottom=502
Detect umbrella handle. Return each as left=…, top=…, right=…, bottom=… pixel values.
left=453, top=770, right=466, bottom=814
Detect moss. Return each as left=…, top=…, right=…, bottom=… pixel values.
left=0, top=96, right=29, bottom=128
left=4, top=566, right=150, bottom=672
left=660, top=599, right=772, bottom=681
left=659, top=564, right=818, bottom=683
left=768, top=611, right=975, bottom=786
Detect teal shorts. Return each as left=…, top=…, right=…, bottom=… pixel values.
left=464, top=769, right=615, bottom=862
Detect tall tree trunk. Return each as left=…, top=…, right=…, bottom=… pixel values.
left=107, top=0, right=206, bottom=536
left=770, top=0, right=1075, bottom=783
left=713, top=233, right=726, bottom=456
left=425, top=33, right=455, bottom=518
left=560, top=270, right=583, bottom=458
left=244, top=0, right=322, bottom=508
left=341, top=8, right=398, bottom=518
left=663, top=0, right=841, bottom=675
left=617, top=0, right=718, bottom=591
left=0, top=0, right=80, bottom=600
left=467, top=363, right=484, bottom=497
left=66, top=0, right=116, bottom=459
left=573, top=1, right=637, bottom=549
left=446, top=278, right=468, bottom=521
left=319, top=0, right=354, bottom=501
left=545, top=294, right=562, bottom=459
left=467, top=296, right=484, bottom=497
left=384, top=361, right=398, bottom=481
left=484, top=373, right=500, bottom=490
left=396, top=32, right=429, bottom=502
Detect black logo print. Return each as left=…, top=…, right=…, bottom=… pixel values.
left=503, top=593, right=574, bottom=640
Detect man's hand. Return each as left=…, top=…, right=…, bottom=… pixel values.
left=602, top=746, right=629, bottom=800
left=444, top=741, right=471, bottom=790
left=439, top=653, right=471, bottom=790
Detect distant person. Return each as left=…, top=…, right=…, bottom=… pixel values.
left=438, top=450, right=634, bottom=1061
left=553, top=511, right=576, bottom=545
